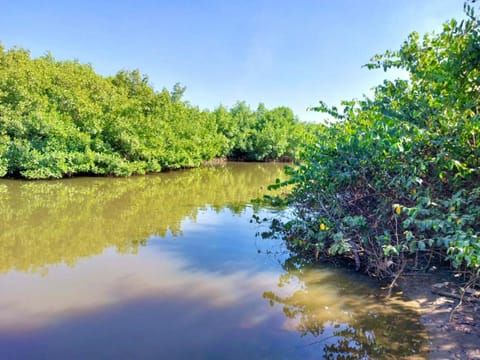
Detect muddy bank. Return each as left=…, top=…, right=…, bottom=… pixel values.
left=397, top=271, right=480, bottom=359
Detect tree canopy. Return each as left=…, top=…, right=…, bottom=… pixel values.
left=0, top=46, right=308, bottom=179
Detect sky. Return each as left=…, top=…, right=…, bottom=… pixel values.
left=0, top=0, right=467, bottom=122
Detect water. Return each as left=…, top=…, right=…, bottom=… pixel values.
left=0, top=163, right=426, bottom=359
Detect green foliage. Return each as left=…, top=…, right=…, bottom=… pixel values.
left=213, top=102, right=307, bottom=161
left=273, top=4, right=480, bottom=278
left=0, top=45, right=308, bottom=179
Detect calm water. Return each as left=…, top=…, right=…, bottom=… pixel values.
left=0, top=163, right=426, bottom=359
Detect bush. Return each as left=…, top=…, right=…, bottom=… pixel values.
left=271, top=3, right=480, bottom=279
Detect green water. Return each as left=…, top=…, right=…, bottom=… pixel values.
left=0, top=163, right=426, bottom=359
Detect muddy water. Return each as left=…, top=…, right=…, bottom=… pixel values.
left=0, top=163, right=426, bottom=359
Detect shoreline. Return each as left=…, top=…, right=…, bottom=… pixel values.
left=397, top=271, right=480, bottom=359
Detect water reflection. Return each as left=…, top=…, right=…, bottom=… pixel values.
left=0, top=241, right=426, bottom=359
left=263, top=266, right=426, bottom=359
left=0, top=245, right=280, bottom=331
left=0, top=163, right=286, bottom=273
left=0, top=164, right=427, bottom=359
left=0, top=224, right=426, bottom=359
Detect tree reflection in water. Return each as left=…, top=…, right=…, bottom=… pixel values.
left=263, top=258, right=427, bottom=359
left=0, top=163, right=286, bottom=274
left=0, top=162, right=427, bottom=359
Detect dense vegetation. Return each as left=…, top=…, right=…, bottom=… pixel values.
left=269, top=3, right=480, bottom=282
left=0, top=45, right=307, bottom=179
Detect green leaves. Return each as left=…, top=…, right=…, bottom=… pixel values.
left=215, top=102, right=305, bottom=161
left=0, top=45, right=308, bottom=179
left=273, top=4, right=480, bottom=278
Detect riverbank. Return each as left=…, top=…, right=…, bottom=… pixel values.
left=397, top=271, right=480, bottom=359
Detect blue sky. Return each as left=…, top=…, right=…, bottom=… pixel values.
left=0, top=1, right=466, bottom=122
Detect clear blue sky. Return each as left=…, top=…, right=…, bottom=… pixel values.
left=0, top=0, right=466, bottom=122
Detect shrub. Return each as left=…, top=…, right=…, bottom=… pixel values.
left=270, top=3, right=480, bottom=279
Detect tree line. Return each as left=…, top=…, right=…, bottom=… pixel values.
left=0, top=45, right=309, bottom=179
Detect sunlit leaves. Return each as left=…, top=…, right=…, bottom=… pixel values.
left=274, top=4, right=480, bottom=277
left=0, top=45, right=308, bottom=179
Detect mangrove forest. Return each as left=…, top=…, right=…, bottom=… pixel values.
left=0, top=45, right=310, bottom=179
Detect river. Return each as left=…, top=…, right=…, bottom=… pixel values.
left=0, top=163, right=426, bottom=359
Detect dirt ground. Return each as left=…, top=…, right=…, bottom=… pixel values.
left=397, top=271, right=480, bottom=359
